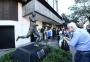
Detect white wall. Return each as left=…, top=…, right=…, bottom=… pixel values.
left=15, top=2, right=30, bottom=47
left=0, top=3, right=31, bottom=48
left=0, top=2, right=31, bottom=48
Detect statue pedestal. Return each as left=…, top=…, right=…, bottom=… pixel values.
left=12, top=44, right=48, bottom=62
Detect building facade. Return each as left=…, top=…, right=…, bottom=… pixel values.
left=0, top=0, right=63, bottom=49
left=45, top=0, right=58, bottom=12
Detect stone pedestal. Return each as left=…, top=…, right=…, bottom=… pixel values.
left=12, top=44, right=48, bottom=62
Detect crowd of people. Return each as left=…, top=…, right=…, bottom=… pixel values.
left=39, top=27, right=59, bottom=41
left=17, top=21, right=90, bottom=62
left=39, top=22, right=90, bottom=62
left=39, top=25, right=72, bottom=50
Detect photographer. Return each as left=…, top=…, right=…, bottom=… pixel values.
left=64, top=22, right=90, bottom=62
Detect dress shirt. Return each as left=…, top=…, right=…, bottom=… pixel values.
left=69, top=28, right=90, bottom=51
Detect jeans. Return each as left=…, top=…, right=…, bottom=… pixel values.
left=75, top=51, right=90, bottom=62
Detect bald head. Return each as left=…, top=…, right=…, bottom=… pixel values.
left=67, top=22, right=78, bottom=32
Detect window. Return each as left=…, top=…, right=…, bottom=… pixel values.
left=0, top=0, right=18, bottom=20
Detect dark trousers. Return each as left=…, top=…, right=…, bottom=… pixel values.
left=75, top=51, right=90, bottom=62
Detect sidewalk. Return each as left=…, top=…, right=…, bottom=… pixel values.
left=40, top=38, right=59, bottom=48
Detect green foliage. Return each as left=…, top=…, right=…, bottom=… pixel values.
left=0, top=49, right=16, bottom=62
left=0, top=47, right=71, bottom=62
left=0, top=52, right=13, bottom=62
left=43, top=47, right=71, bottom=62
left=61, top=13, right=70, bottom=23
left=75, top=0, right=88, bottom=3
left=68, top=0, right=90, bottom=23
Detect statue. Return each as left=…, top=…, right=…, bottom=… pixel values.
left=16, top=12, right=40, bottom=46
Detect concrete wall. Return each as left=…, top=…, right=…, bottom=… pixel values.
left=35, top=0, right=62, bottom=24
left=22, top=1, right=34, bottom=16
left=22, top=0, right=62, bottom=24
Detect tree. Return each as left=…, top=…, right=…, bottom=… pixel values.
left=61, top=13, right=70, bottom=24
left=75, top=0, right=88, bottom=3
left=68, top=0, right=90, bottom=23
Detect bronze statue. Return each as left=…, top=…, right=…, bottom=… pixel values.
left=16, top=12, right=40, bottom=46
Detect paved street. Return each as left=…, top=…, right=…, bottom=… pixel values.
left=40, top=38, right=59, bottom=48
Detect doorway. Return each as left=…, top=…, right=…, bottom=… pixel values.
left=0, top=26, right=15, bottom=49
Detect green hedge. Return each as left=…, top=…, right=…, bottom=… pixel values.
left=43, top=46, right=72, bottom=62
left=0, top=49, right=15, bottom=62
left=0, top=52, right=13, bottom=62
left=0, top=47, right=71, bottom=62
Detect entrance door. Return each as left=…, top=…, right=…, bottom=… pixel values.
left=0, top=26, right=15, bottom=49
